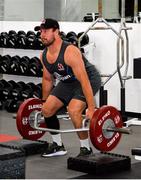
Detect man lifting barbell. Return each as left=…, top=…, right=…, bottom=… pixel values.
left=34, top=18, right=101, bottom=157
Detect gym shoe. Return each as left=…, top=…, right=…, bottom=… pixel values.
left=41, top=142, right=67, bottom=157
left=77, top=147, right=93, bottom=157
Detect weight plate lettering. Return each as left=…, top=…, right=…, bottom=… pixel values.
left=90, top=106, right=123, bottom=151
left=16, top=98, right=46, bottom=140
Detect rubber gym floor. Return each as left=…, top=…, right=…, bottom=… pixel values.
left=0, top=110, right=141, bottom=179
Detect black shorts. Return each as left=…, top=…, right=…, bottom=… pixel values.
left=51, top=70, right=101, bottom=106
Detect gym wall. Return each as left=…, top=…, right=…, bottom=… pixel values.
left=3, top=0, right=44, bottom=21
left=0, top=21, right=141, bottom=114
left=2, top=0, right=119, bottom=22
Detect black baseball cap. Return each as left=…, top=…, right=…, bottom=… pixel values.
left=34, top=18, right=60, bottom=31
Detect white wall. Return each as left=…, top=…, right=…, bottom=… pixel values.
left=103, top=0, right=120, bottom=18
left=44, top=0, right=120, bottom=22
left=4, top=0, right=44, bottom=21
left=0, top=20, right=141, bottom=113
left=44, top=0, right=62, bottom=21
left=1, top=0, right=122, bottom=22
left=60, top=0, right=82, bottom=22
left=80, top=0, right=120, bottom=20
left=0, top=0, right=4, bottom=20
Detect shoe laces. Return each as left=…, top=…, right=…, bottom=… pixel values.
left=47, top=142, right=58, bottom=151
left=78, top=147, right=92, bottom=156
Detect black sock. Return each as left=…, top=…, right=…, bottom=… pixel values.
left=44, top=115, right=60, bottom=135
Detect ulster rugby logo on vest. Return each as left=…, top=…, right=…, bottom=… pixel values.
left=57, top=63, right=65, bottom=71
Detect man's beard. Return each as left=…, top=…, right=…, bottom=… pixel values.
left=42, top=38, right=55, bottom=47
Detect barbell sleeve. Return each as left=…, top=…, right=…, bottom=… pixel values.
left=34, top=111, right=89, bottom=133
left=13, top=113, right=70, bottom=120
left=13, top=112, right=85, bottom=120
left=106, top=127, right=132, bottom=134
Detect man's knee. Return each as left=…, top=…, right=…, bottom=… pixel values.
left=67, top=105, right=82, bottom=117
left=42, top=103, right=56, bottom=117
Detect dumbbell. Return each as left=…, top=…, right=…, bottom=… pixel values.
left=0, top=34, right=1, bottom=47
left=0, top=55, right=2, bottom=70
left=77, top=32, right=89, bottom=47
left=0, top=79, right=9, bottom=109
left=0, top=79, right=8, bottom=88
left=26, top=31, right=36, bottom=49
left=7, top=30, right=18, bottom=48
left=0, top=32, right=9, bottom=47
left=21, top=82, right=36, bottom=100
left=66, top=31, right=78, bottom=46
left=60, top=31, right=66, bottom=39
left=83, top=15, right=93, bottom=22
left=26, top=31, right=35, bottom=37
left=0, top=79, right=9, bottom=100
left=1, top=80, right=17, bottom=100
left=0, top=55, right=12, bottom=73
left=35, top=32, right=44, bottom=50
left=9, top=30, right=17, bottom=36
left=33, top=83, right=42, bottom=99
left=68, top=36, right=78, bottom=46
left=0, top=100, right=3, bottom=110
left=36, top=31, right=41, bottom=37
left=28, top=57, right=43, bottom=76
left=66, top=31, right=77, bottom=39
left=11, top=81, right=26, bottom=101
left=4, top=99, right=23, bottom=113
left=16, top=30, right=27, bottom=49
left=60, top=31, right=68, bottom=41
left=10, top=55, right=21, bottom=74
left=19, top=56, right=30, bottom=75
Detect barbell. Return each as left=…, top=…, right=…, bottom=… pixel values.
left=16, top=98, right=132, bottom=152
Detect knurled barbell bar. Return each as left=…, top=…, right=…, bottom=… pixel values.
left=15, top=98, right=132, bottom=151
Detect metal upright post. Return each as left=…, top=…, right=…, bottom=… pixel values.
left=99, top=86, right=107, bottom=106
left=120, top=0, right=126, bottom=120
left=134, top=0, right=139, bottom=23
left=98, top=0, right=102, bottom=18
left=119, top=0, right=130, bottom=121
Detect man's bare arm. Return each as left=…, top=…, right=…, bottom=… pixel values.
left=65, top=45, right=96, bottom=118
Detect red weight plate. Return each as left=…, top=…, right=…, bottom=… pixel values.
left=90, top=106, right=123, bottom=151
left=16, top=98, right=46, bottom=140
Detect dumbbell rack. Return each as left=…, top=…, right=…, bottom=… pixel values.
left=1, top=48, right=42, bottom=82
left=0, top=25, right=94, bottom=113
left=0, top=30, right=43, bottom=112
